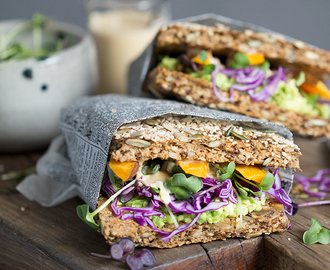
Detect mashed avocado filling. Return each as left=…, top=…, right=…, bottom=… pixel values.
left=269, top=79, right=330, bottom=118
left=158, top=55, right=330, bottom=119
left=119, top=193, right=266, bottom=229
left=151, top=196, right=266, bottom=228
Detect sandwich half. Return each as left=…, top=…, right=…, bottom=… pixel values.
left=145, top=22, right=330, bottom=138
left=96, top=115, right=300, bottom=248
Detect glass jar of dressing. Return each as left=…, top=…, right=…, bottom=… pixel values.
left=85, top=0, right=170, bottom=95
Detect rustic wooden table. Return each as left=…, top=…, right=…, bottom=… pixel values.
left=1, top=136, right=330, bottom=270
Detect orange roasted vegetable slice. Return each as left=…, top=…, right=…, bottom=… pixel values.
left=245, top=53, right=265, bottom=65
left=300, top=81, right=330, bottom=101
left=177, top=160, right=209, bottom=178
left=109, top=159, right=139, bottom=181
left=192, top=50, right=211, bottom=65
left=235, top=164, right=267, bottom=184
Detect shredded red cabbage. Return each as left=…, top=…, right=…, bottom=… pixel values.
left=110, top=178, right=237, bottom=242
left=211, top=65, right=286, bottom=103
left=178, top=54, right=198, bottom=72
left=317, top=99, right=330, bottom=106
left=265, top=168, right=293, bottom=215
left=211, top=66, right=229, bottom=102
left=248, top=66, right=283, bottom=102
left=294, top=169, right=330, bottom=198
left=230, top=69, right=265, bottom=100
left=104, top=168, right=292, bottom=241
left=267, top=67, right=289, bottom=83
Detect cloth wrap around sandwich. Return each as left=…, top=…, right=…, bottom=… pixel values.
left=17, top=94, right=294, bottom=210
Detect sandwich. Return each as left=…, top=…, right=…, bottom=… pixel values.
left=93, top=115, right=300, bottom=248
left=145, top=22, right=330, bottom=138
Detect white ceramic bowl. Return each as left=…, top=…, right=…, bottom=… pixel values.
left=0, top=20, right=98, bottom=152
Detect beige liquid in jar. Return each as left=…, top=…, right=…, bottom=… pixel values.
left=88, top=10, right=165, bottom=94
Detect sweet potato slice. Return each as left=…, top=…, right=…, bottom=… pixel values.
left=177, top=160, right=209, bottom=178
left=109, top=159, right=139, bottom=181
left=235, top=164, right=267, bottom=184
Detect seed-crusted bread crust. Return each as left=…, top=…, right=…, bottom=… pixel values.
left=97, top=196, right=290, bottom=248
left=110, top=115, right=301, bottom=169
left=155, top=22, right=330, bottom=80
left=146, top=67, right=330, bottom=138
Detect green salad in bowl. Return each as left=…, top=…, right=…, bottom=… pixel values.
left=0, top=13, right=98, bottom=152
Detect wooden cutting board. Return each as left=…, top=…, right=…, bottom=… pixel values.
left=1, top=136, right=330, bottom=270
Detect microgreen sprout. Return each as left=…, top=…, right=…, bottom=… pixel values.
left=212, top=162, right=274, bottom=199
left=235, top=171, right=275, bottom=192
left=77, top=180, right=136, bottom=229
left=230, top=52, right=250, bottom=69
left=142, top=159, right=162, bottom=175
left=303, top=218, right=330, bottom=245
left=197, top=50, right=208, bottom=63
left=235, top=180, right=262, bottom=198
left=216, top=162, right=236, bottom=181
left=259, top=173, right=276, bottom=191
left=31, top=13, right=48, bottom=51
left=165, top=173, right=203, bottom=200
left=92, top=238, right=155, bottom=270
left=0, top=13, right=68, bottom=64
left=164, top=161, right=184, bottom=174
left=107, top=163, right=123, bottom=191
left=203, top=64, right=216, bottom=74
left=232, top=188, right=243, bottom=228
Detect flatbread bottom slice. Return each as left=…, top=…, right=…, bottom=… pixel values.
left=97, top=196, right=290, bottom=248
left=146, top=66, right=330, bottom=138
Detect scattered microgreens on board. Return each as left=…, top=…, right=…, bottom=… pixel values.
left=303, top=218, right=330, bottom=245
left=0, top=167, right=36, bottom=194
left=91, top=238, right=155, bottom=270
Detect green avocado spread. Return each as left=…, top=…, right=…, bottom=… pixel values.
left=122, top=194, right=266, bottom=228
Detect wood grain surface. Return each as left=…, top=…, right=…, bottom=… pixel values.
left=0, top=136, right=330, bottom=270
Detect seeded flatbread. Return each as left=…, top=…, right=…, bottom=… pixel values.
left=97, top=196, right=289, bottom=248
left=110, top=115, right=301, bottom=169
left=145, top=22, right=330, bottom=138
left=155, top=22, right=330, bottom=80
left=146, top=67, right=330, bottom=138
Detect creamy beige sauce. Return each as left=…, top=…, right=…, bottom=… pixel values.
left=88, top=10, right=166, bottom=94
left=134, top=161, right=172, bottom=205
left=206, top=164, right=218, bottom=179
left=150, top=180, right=172, bottom=205
left=140, top=170, right=172, bottom=184
left=135, top=162, right=172, bottom=184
